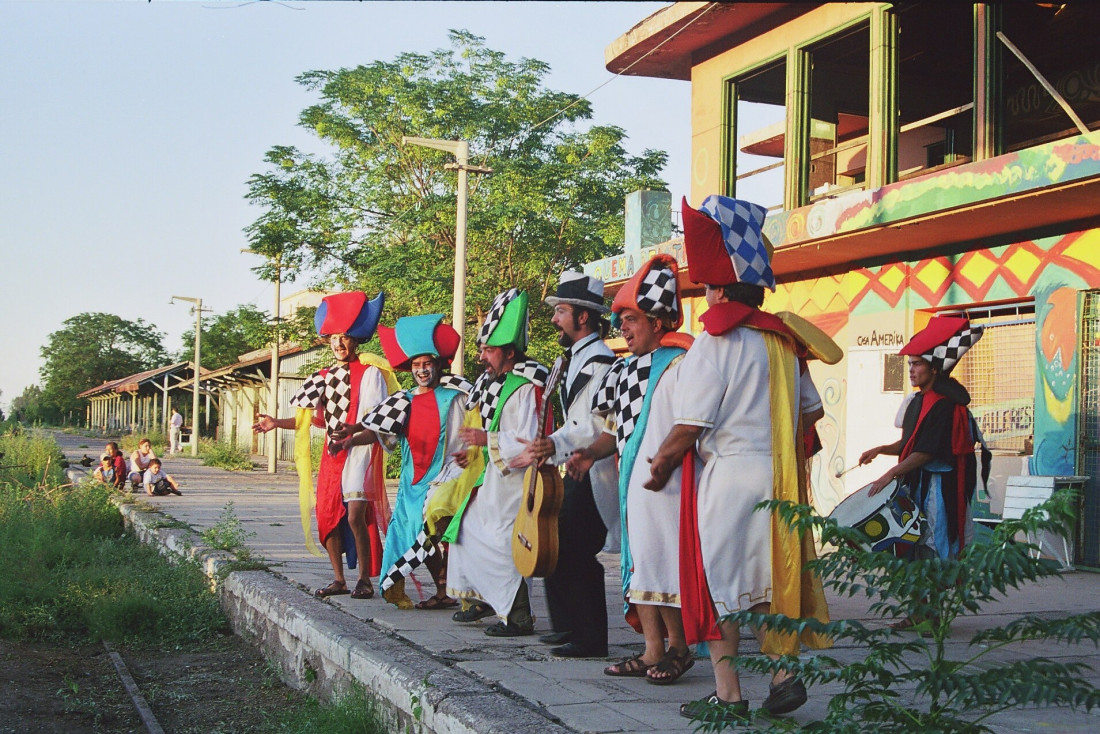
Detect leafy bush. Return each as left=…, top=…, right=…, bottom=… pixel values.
left=200, top=439, right=254, bottom=471
left=693, top=491, right=1100, bottom=732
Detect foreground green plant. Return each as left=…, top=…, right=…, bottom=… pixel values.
left=200, top=438, right=255, bottom=471
left=202, top=501, right=259, bottom=559
left=0, top=429, right=68, bottom=488
left=268, top=684, right=388, bottom=734
left=0, top=466, right=225, bottom=645
left=693, top=490, right=1100, bottom=732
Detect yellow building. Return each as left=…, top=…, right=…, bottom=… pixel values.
left=587, top=2, right=1100, bottom=565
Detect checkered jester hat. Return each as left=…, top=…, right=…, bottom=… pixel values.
left=314, top=291, right=385, bottom=341
left=610, top=253, right=683, bottom=330
left=682, top=195, right=775, bottom=290
left=899, top=316, right=984, bottom=374
left=476, top=288, right=529, bottom=352
left=377, top=314, right=461, bottom=372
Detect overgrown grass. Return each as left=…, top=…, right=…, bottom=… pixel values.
left=0, top=433, right=226, bottom=646
left=200, top=439, right=255, bottom=471
left=267, top=685, right=389, bottom=734
left=0, top=429, right=68, bottom=487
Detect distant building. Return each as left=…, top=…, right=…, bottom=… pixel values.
left=595, top=2, right=1100, bottom=566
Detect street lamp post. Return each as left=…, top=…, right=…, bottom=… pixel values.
left=401, top=136, right=491, bottom=376
left=242, top=250, right=283, bottom=474
left=171, top=295, right=204, bottom=456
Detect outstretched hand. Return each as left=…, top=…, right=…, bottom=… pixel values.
left=252, top=414, right=275, bottom=434
left=566, top=448, right=595, bottom=481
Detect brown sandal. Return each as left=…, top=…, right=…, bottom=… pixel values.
left=646, top=647, right=694, bottom=685
left=314, top=580, right=349, bottom=598
left=604, top=653, right=654, bottom=677
left=415, top=594, right=459, bottom=610
left=350, top=578, right=374, bottom=599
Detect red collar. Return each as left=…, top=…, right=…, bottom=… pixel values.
left=700, top=302, right=803, bottom=357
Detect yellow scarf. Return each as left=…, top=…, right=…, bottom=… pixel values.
left=292, top=353, right=400, bottom=556
left=762, top=332, right=833, bottom=655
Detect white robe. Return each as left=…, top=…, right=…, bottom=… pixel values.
left=447, top=383, right=539, bottom=620
left=673, top=329, right=821, bottom=615
left=623, top=356, right=688, bottom=607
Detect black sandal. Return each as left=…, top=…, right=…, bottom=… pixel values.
left=646, top=647, right=694, bottom=685
left=451, top=602, right=494, bottom=622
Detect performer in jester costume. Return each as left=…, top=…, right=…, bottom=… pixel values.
left=253, top=291, right=397, bottom=600
left=650, top=196, right=832, bottom=722
left=446, top=288, right=548, bottom=637
left=568, top=254, right=698, bottom=681
left=860, top=315, right=987, bottom=567
left=332, top=314, right=481, bottom=611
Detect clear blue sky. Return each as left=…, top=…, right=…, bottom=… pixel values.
left=0, top=0, right=690, bottom=412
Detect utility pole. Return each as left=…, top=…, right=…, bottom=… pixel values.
left=401, top=136, right=491, bottom=376
left=171, top=295, right=206, bottom=456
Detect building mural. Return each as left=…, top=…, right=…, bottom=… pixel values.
left=764, top=227, right=1100, bottom=493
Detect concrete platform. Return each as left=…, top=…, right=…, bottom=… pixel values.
left=56, top=432, right=1100, bottom=732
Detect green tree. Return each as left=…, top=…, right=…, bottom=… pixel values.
left=11, top=385, right=45, bottom=424
left=38, top=313, right=167, bottom=421
left=179, top=304, right=272, bottom=370
left=245, top=30, right=667, bottom=371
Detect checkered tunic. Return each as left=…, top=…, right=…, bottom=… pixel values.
left=592, top=354, right=653, bottom=454
left=290, top=365, right=354, bottom=435
left=466, top=360, right=548, bottom=422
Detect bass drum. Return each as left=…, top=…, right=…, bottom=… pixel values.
left=828, top=478, right=924, bottom=556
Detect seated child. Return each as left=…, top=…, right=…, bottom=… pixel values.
left=93, top=454, right=117, bottom=484
left=143, top=459, right=182, bottom=496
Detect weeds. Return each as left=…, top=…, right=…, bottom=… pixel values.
left=202, top=502, right=259, bottom=561
left=200, top=439, right=255, bottom=471
left=267, top=684, right=388, bottom=733
left=0, top=437, right=227, bottom=646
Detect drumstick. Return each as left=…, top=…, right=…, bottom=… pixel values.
left=835, top=464, right=861, bottom=479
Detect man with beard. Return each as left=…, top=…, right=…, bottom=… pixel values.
left=254, top=291, right=395, bottom=600
left=445, top=288, right=547, bottom=637
left=512, top=271, right=618, bottom=658
left=331, top=314, right=477, bottom=611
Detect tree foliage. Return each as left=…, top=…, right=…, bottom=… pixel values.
left=38, top=312, right=168, bottom=421
left=245, top=31, right=667, bottom=370
left=179, top=304, right=272, bottom=370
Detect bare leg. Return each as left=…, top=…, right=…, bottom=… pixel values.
left=746, top=602, right=792, bottom=687
left=635, top=604, right=668, bottom=665
left=323, top=532, right=346, bottom=585
left=425, top=542, right=448, bottom=598
left=710, top=617, right=743, bottom=702
left=346, top=500, right=373, bottom=585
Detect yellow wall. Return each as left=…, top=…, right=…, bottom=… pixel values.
left=689, top=3, right=882, bottom=203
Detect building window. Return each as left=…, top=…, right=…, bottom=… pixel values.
left=728, top=59, right=787, bottom=211
left=946, top=303, right=1036, bottom=455
left=895, top=1, right=974, bottom=179
left=1000, top=1, right=1100, bottom=152
left=806, top=22, right=870, bottom=204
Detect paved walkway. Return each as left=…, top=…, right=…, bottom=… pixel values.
left=58, top=432, right=1100, bottom=732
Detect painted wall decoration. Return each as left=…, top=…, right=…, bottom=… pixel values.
left=763, top=132, right=1100, bottom=248
left=764, top=228, right=1100, bottom=484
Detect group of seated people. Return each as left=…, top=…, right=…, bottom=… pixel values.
left=92, top=437, right=181, bottom=496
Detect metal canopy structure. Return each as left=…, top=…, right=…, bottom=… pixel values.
left=78, top=361, right=211, bottom=435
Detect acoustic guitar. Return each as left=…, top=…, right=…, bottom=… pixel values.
left=512, top=355, right=568, bottom=578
